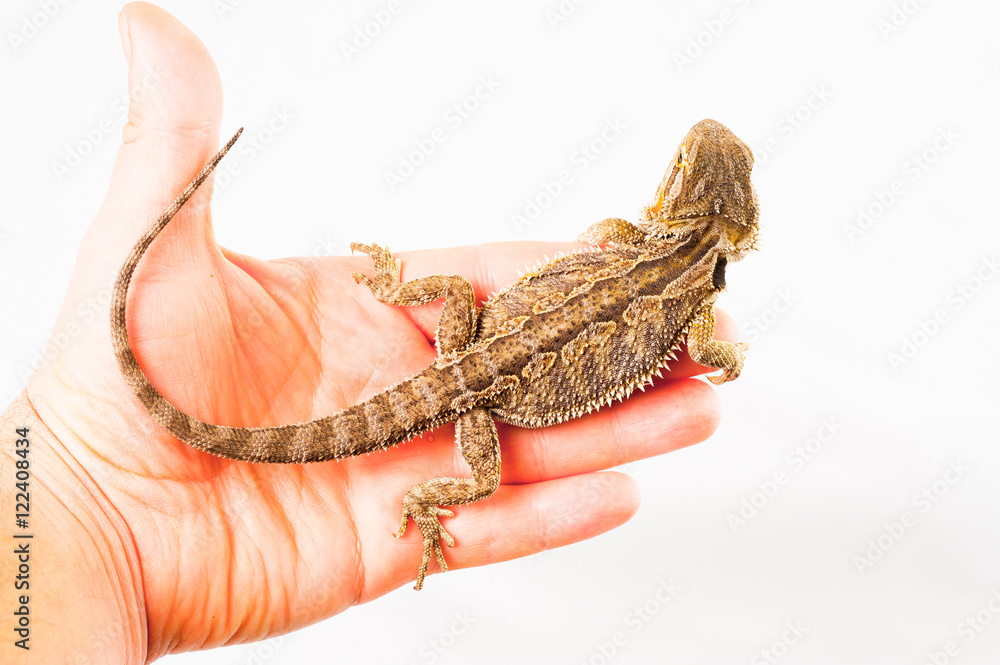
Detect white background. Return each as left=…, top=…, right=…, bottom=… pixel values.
left=3, top=0, right=1000, bottom=663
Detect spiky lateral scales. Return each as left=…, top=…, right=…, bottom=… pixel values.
left=473, top=228, right=723, bottom=427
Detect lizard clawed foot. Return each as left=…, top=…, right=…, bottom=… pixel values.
left=394, top=496, right=455, bottom=591
left=707, top=342, right=749, bottom=385
left=350, top=242, right=402, bottom=298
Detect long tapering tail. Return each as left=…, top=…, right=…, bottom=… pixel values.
left=110, top=130, right=450, bottom=463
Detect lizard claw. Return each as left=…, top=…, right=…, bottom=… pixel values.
left=707, top=342, right=749, bottom=385
left=394, top=498, right=455, bottom=590
left=350, top=242, right=402, bottom=298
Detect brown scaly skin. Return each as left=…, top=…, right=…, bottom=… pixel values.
left=111, top=118, right=759, bottom=590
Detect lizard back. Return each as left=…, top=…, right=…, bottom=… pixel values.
left=465, top=227, right=725, bottom=427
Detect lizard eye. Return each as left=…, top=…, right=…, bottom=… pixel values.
left=676, top=144, right=688, bottom=169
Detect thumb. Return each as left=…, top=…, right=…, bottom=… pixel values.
left=72, top=1, right=228, bottom=302
left=26, top=2, right=235, bottom=429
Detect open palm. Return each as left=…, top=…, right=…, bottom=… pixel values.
left=16, top=3, right=734, bottom=660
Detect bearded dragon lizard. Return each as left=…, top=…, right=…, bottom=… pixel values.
left=111, top=118, right=759, bottom=590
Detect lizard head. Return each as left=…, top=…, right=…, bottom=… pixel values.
left=641, top=119, right=759, bottom=254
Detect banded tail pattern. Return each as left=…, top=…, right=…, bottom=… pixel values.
left=110, top=130, right=457, bottom=463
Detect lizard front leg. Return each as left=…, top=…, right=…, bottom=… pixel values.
left=685, top=293, right=748, bottom=385
left=576, top=217, right=647, bottom=246
left=395, top=406, right=502, bottom=590
left=351, top=243, right=476, bottom=352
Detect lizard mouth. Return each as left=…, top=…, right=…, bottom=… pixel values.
left=642, top=214, right=759, bottom=257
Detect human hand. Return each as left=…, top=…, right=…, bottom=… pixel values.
left=0, top=2, right=735, bottom=661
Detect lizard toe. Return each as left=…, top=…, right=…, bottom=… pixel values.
left=397, top=500, right=456, bottom=590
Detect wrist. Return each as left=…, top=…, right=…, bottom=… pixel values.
left=0, top=394, right=147, bottom=664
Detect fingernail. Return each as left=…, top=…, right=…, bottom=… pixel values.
left=118, top=9, right=131, bottom=61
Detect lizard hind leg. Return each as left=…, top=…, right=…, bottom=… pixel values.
left=351, top=242, right=477, bottom=352
left=394, top=407, right=502, bottom=590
